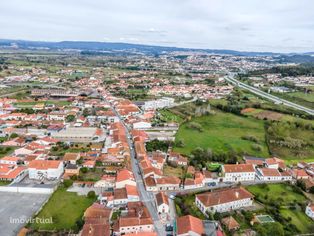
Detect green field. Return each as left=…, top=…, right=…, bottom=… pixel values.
left=159, top=109, right=184, bottom=124
left=247, top=184, right=306, bottom=204
left=30, top=187, right=94, bottom=231
left=0, top=180, right=11, bottom=186
left=247, top=184, right=313, bottom=233
left=174, top=110, right=269, bottom=157
left=274, top=91, right=314, bottom=109
left=0, top=147, right=15, bottom=158
left=14, top=100, right=71, bottom=108
left=174, top=193, right=206, bottom=219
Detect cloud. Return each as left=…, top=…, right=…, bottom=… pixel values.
left=0, top=0, right=313, bottom=52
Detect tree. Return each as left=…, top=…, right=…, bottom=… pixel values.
left=87, top=191, right=96, bottom=199
left=10, top=133, right=18, bottom=139
left=80, top=167, right=88, bottom=174
left=63, top=179, right=73, bottom=188
left=254, top=222, right=284, bottom=236
left=66, top=114, right=75, bottom=122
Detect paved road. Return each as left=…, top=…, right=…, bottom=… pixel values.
left=225, top=73, right=314, bottom=116
left=109, top=101, right=166, bottom=235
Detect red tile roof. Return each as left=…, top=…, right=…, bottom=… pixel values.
left=177, top=215, right=204, bottom=235
left=28, top=160, right=62, bottom=170
left=196, top=187, right=253, bottom=207
left=224, top=164, right=255, bottom=173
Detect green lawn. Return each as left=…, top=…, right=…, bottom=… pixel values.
left=30, top=187, right=94, bottom=231
left=174, top=110, right=269, bottom=157
left=174, top=193, right=206, bottom=219
left=0, top=147, right=15, bottom=158
left=273, top=91, right=314, bottom=109
left=14, top=100, right=71, bottom=108
left=280, top=209, right=313, bottom=233
left=247, top=184, right=306, bottom=204
left=247, top=184, right=313, bottom=233
left=0, top=180, right=11, bottom=186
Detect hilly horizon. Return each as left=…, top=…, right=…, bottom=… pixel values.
left=0, top=38, right=291, bottom=56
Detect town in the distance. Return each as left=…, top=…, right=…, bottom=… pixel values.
left=0, top=40, right=314, bottom=236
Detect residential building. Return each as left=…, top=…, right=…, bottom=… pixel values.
left=195, top=187, right=253, bottom=214
left=155, top=192, right=170, bottom=214
left=222, top=164, right=256, bottom=182
left=176, top=215, right=205, bottom=236
left=305, top=203, right=314, bottom=220
left=116, top=169, right=137, bottom=189
left=28, top=160, right=64, bottom=180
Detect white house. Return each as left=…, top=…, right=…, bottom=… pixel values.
left=107, top=188, right=128, bottom=208
left=115, top=169, right=137, bottom=189
left=305, top=203, right=314, bottom=220
left=28, top=160, right=64, bottom=180
left=143, top=97, right=175, bottom=110
left=222, top=164, right=256, bottom=182
left=0, top=156, right=19, bottom=165
left=133, top=121, right=152, bottom=130
left=156, top=176, right=181, bottom=191
left=195, top=187, right=254, bottom=214
left=94, top=175, right=115, bottom=189
left=155, top=192, right=170, bottom=214
left=256, top=168, right=292, bottom=182
left=125, top=184, right=140, bottom=202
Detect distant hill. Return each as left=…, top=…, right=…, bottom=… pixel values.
left=0, top=39, right=279, bottom=56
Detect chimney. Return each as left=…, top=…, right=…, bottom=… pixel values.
left=235, top=191, right=239, bottom=198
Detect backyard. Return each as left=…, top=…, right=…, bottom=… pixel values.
left=30, top=187, right=95, bottom=231
left=246, top=183, right=314, bottom=234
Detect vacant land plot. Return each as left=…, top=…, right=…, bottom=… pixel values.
left=247, top=183, right=313, bottom=233
left=0, top=192, right=50, bottom=236
left=275, top=92, right=314, bottom=109
left=174, top=110, right=269, bottom=157
left=14, top=100, right=71, bottom=108
left=163, top=165, right=183, bottom=178
left=174, top=193, right=206, bottom=220
left=30, top=187, right=94, bottom=231
left=159, top=109, right=184, bottom=124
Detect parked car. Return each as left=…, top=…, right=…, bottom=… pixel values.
left=165, top=224, right=174, bottom=232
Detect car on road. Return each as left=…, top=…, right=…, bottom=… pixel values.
left=207, top=182, right=216, bottom=187
left=169, top=194, right=176, bottom=200
left=165, top=224, right=173, bottom=232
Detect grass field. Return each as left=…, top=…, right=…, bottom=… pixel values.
left=273, top=91, right=314, bottom=109
left=174, top=110, right=269, bottom=157
left=280, top=209, right=313, bottom=233
left=0, top=147, right=15, bottom=158
left=247, top=184, right=305, bottom=204
left=163, top=165, right=183, bottom=178
left=14, top=100, right=71, bottom=108
left=0, top=180, right=11, bottom=186
left=247, top=184, right=313, bottom=233
left=30, top=187, right=94, bottom=231
left=159, top=109, right=184, bottom=124
left=174, top=193, right=206, bottom=219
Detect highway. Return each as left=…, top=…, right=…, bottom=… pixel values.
left=225, top=73, right=314, bottom=116
left=109, top=100, right=166, bottom=235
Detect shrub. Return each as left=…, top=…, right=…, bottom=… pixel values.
left=63, top=179, right=73, bottom=188
left=87, top=191, right=96, bottom=199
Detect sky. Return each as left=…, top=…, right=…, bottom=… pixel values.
left=0, top=0, right=313, bottom=53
